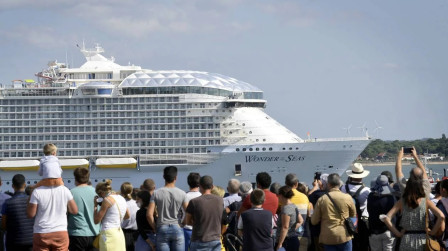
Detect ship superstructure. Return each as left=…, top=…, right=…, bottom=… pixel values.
left=0, top=44, right=370, bottom=190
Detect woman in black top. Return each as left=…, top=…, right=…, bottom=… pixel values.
left=135, top=190, right=156, bottom=251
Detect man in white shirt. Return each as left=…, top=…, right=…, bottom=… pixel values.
left=27, top=184, right=78, bottom=250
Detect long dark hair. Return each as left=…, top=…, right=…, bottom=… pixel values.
left=402, top=178, right=425, bottom=209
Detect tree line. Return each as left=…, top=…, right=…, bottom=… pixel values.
left=360, top=134, right=448, bottom=160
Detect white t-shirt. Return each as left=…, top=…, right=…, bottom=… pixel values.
left=181, top=190, right=202, bottom=229
left=30, top=186, right=74, bottom=233
left=122, top=198, right=138, bottom=230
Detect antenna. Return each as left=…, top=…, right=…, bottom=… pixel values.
left=342, top=124, right=352, bottom=136
left=373, top=120, right=383, bottom=138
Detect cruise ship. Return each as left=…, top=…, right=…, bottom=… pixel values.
left=0, top=44, right=371, bottom=190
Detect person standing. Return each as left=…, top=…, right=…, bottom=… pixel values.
left=186, top=175, right=223, bottom=251
left=383, top=178, right=445, bottom=250
left=308, top=173, right=329, bottom=251
left=121, top=182, right=139, bottom=251
left=311, top=173, right=356, bottom=251
left=275, top=186, right=304, bottom=251
left=238, top=189, right=273, bottom=251
left=0, top=176, right=11, bottom=251
left=223, top=179, right=241, bottom=208
left=68, top=167, right=101, bottom=251
left=367, top=175, right=396, bottom=251
left=341, top=163, right=371, bottom=251
left=27, top=174, right=78, bottom=250
left=239, top=172, right=278, bottom=217
left=181, top=172, right=202, bottom=250
left=284, top=173, right=310, bottom=251
left=135, top=190, right=156, bottom=251
left=1, top=174, right=34, bottom=251
left=147, top=166, right=186, bottom=251
left=94, top=179, right=131, bottom=251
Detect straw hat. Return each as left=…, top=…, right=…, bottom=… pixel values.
left=345, top=163, right=370, bottom=178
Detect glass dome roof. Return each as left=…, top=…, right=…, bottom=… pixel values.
left=120, top=70, right=262, bottom=93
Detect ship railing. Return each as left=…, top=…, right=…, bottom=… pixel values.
left=139, top=153, right=222, bottom=165
left=303, top=137, right=370, bottom=142
left=0, top=86, right=72, bottom=97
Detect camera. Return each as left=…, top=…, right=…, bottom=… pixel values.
left=314, top=172, right=321, bottom=180
left=96, top=197, right=103, bottom=206
left=403, top=147, right=413, bottom=154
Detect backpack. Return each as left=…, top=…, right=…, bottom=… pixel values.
left=224, top=200, right=242, bottom=235
left=345, top=183, right=369, bottom=251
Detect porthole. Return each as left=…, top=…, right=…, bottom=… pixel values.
left=242, top=123, right=245, bottom=126
left=256, top=148, right=259, bottom=151
left=262, top=148, right=266, bottom=151
left=236, top=148, right=240, bottom=151
left=263, top=139, right=266, bottom=142
left=249, top=131, right=252, bottom=134
left=68, top=180, right=71, bottom=183
left=243, top=148, right=246, bottom=151
left=249, top=148, right=253, bottom=151
left=256, top=139, right=259, bottom=142
left=296, top=147, right=299, bottom=150
left=289, top=147, right=292, bottom=150
left=282, top=147, right=286, bottom=150
left=269, top=147, right=273, bottom=151
left=34, top=181, right=37, bottom=184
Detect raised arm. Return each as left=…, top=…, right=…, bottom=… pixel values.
left=395, top=148, right=404, bottom=181
left=412, top=147, right=428, bottom=179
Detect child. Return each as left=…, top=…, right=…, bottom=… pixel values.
left=35, top=143, right=64, bottom=187
left=238, top=189, right=274, bottom=251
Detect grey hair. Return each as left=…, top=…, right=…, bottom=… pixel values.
left=227, top=179, right=241, bottom=194
left=285, top=173, right=299, bottom=187
left=327, top=173, right=341, bottom=188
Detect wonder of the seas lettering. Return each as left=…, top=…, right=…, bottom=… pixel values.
left=245, top=155, right=305, bottom=163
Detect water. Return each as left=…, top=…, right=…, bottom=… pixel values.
left=341, top=163, right=448, bottom=186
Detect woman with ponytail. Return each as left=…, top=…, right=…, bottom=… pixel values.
left=94, top=179, right=131, bottom=251
left=121, top=182, right=139, bottom=251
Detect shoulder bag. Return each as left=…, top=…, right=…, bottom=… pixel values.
left=325, top=192, right=357, bottom=235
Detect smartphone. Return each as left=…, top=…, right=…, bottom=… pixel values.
left=314, top=172, right=321, bottom=180
left=403, top=147, right=413, bottom=154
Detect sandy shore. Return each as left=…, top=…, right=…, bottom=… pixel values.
left=361, top=161, right=448, bottom=167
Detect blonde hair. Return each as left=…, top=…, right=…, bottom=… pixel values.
left=96, top=179, right=112, bottom=195
left=120, top=182, right=133, bottom=200
left=43, top=143, right=57, bottom=156
left=211, top=186, right=225, bottom=197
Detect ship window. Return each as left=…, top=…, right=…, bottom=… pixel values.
left=262, top=148, right=266, bottom=151
left=242, top=148, right=246, bottom=151
left=282, top=148, right=286, bottom=150
left=256, top=148, right=259, bottom=151
left=235, top=164, right=242, bottom=176
left=289, top=147, right=292, bottom=150
left=236, top=148, right=240, bottom=151
left=269, top=147, right=273, bottom=151
left=249, top=148, right=253, bottom=151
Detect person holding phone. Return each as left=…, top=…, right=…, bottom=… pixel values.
left=395, top=147, right=431, bottom=197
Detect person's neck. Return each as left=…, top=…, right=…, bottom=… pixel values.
left=189, top=187, right=199, bottom=192
left=252, top=205, right=263, bottom=209
left=202, top=190, right=212, bottom=195
left=76, top=183, right=88, bottom=187
left=165, top=182, right=176, bottom=188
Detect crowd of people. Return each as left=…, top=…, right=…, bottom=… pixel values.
left=0, top=144, right=447, bottom=251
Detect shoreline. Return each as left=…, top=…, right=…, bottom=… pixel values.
left=361, top=161, right=448, bottom=167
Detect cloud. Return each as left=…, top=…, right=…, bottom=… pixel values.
left=255, top=0, right=316, bottom=27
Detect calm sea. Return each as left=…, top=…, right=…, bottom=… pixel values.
left=340, top=163, right=448, bottom=186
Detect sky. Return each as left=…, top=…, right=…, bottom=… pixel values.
left=0, top=0, right=447, bottom=141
